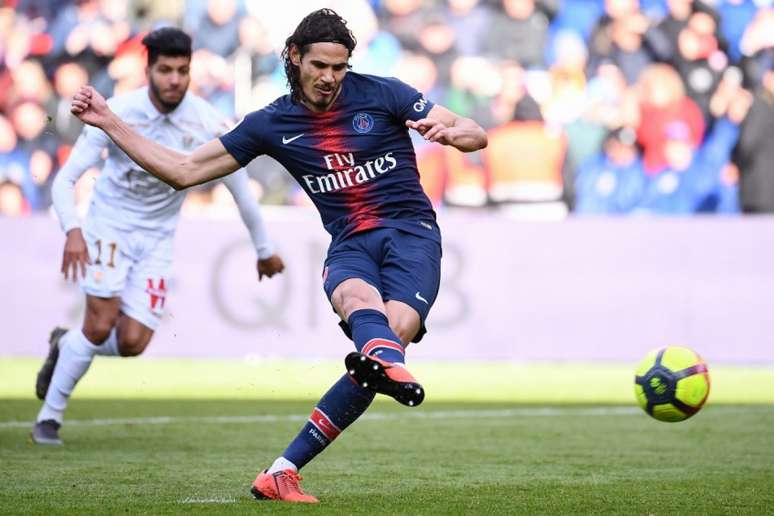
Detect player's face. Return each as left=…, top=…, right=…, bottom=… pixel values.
left=146, top=55, right=191, bottom=113
left=292, top=42, right=349, bottom=112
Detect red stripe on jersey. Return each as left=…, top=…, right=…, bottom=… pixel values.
left=311, top=105, right=380, bottom=233
left=309, top=407, right=341, bottom=441
left=361, top=338, right=404, bottom=357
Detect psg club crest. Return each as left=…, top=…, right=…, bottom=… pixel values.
left=352, top=112, right=374, bottom=134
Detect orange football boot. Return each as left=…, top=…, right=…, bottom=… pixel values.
left=250, top=469, right=319, bottom=503
left=345, top=351, right=425, bottom=407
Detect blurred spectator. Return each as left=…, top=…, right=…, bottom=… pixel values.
left=446, top=56, right=503, bottom=127
left=9, top=59, right=53, bottom=108
left=0, top=180, right=28, bottom=216
left=670, top=11, right=727, bottom=123
left=636, top=63, right=705, bottom=174
left=7, top=100, right=55, bottom=210
left=107, top=35, right=146, bottom=96
left=543, top=31, right=588, bottom=125
left=588, top=0, right=655, bottom=83
left=585, top=62, right=640, bottom=129
left=394, top=51, right=438, bottom=103
left=1, top=0, right=772, bottom=217
left=0, top=113, right=20, bottom=185
left=0, top=113, right=16, bottom=151
left=235, top=15, right=279, bottom=79
left=654, top=0, right=694, bottom=49
left=345, top=1, right=402, bottom=78
left=574, top=126, right=646, bottom=214
left=189, top=0, right=240, bottom=58
left=232, top=15, right=282, bottom=115
left=415, top=9, right=457, bottom=101
left=484, top=121, right=566, bottom=203
left=189, top=48, right=234, bottom=118
left=548, top=0, right=604, bottom=42
left=494, top=62, right=542, bottom=125
left=379, top=0, right=426, bottom=51
left=444, top=0, right=490, bottom=57
left=14, top=0, right=71, bottom=22
left=738, top=8, right=774, bottom=88
left=1, top=7, right=50, bottom=71
left=48, top=0, right=130, bottom=62
left=52, top=62, right=88, bottom=144
left=483, top=0, right=555, bottom=68
left=652, top=0, right=722, bottom=55
left=10, top=100, right=51, bottom=150
left=130, top=0, right=185, bottom=30
left=718, top=0, right=759, bottom=63
left=570, top=63, right=639, bottom=192
left=734, top=68, right=774, bottom=213
left=636, top=101, right=747, bottom=214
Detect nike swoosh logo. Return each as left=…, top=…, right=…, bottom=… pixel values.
left=415, top=292, right=429, bottom=304
left=282, top=133, right=304, bottom=144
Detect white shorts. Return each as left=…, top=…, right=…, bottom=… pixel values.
left=79, top=217, right=173, bottom=330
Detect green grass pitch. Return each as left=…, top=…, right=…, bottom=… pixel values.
left=1, top=358, right=773, bottom=514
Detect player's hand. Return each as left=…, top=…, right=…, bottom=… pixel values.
left=70, top=85, right=111, bottom=128
left=61, top=228, right=91, bottom=282
left=257, top=254, right=285, bottom=281
left=406, top=118, right=456, bottom=146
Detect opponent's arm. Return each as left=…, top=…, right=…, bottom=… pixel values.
left=405, top=104, right=488, bottom=152
left=221, top=171, right=285, bottom=280
left=51, top=128, right=107, bottom=281
left=71, top=86, right=240, bottom=190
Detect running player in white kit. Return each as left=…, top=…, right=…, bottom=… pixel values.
left=30, top=28, right=285, bottom=445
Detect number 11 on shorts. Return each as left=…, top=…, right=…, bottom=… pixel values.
left=94, top=239, right=117, bottom=268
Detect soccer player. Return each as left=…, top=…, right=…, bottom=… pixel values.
left=31, top=27, right=285, bottom=446
left=69, top=9, right=487, bottom=503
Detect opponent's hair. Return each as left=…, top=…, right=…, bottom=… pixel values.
left=142, top=27, right=192, bottom=66
left=281, top=9, right=357, bottom=103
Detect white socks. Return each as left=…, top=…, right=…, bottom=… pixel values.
left=267, top=457, right=298, bottom=474
left=94, top=328, right=120, bottom=356
left=36, top=328, right=120, bottom=424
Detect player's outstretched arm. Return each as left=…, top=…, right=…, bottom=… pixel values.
left=51, top=126, right=107, bottom=281
left=70, top=86, right=240, bottom=190
left=405, top=104, right=487, bottom=153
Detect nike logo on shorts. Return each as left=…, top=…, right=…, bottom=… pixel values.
left=415, top=292, right=429, bottom=304
left=282, top=133, right=304, bottom=144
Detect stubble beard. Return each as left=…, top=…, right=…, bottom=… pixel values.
left=149, top=78, right=185, bottom=113
left=303, top=83, right=340, bottom=111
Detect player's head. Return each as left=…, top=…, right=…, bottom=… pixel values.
left=142, top=27, right=192, bottom=113
left=281, top=9, right=357, bottom=111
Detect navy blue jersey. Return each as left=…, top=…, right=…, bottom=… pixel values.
left=220, top=72, right=441, bottom=246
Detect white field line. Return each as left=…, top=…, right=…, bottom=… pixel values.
left=0, top=406, right=640, bottom=429
left=178, top=497, right=237, bottom=504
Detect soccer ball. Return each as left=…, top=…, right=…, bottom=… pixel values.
left=634, top=346, right=710, bottom=422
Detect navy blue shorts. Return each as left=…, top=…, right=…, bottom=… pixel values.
left=323, top=227, right=442, bottom=343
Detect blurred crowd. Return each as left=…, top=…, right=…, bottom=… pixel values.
left=1, top=0, right=773, bottom=218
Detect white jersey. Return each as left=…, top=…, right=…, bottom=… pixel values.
left=52, top=87, right=274, bottom=258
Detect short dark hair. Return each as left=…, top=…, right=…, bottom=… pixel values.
left=281, top=9, right=357, bottom=103
left=142, top=27, right=192, bottom=66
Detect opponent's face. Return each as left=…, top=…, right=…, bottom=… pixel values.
left=146, top=55, right=191, bottom=113
left=291, top=42, right=349, bottom=112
